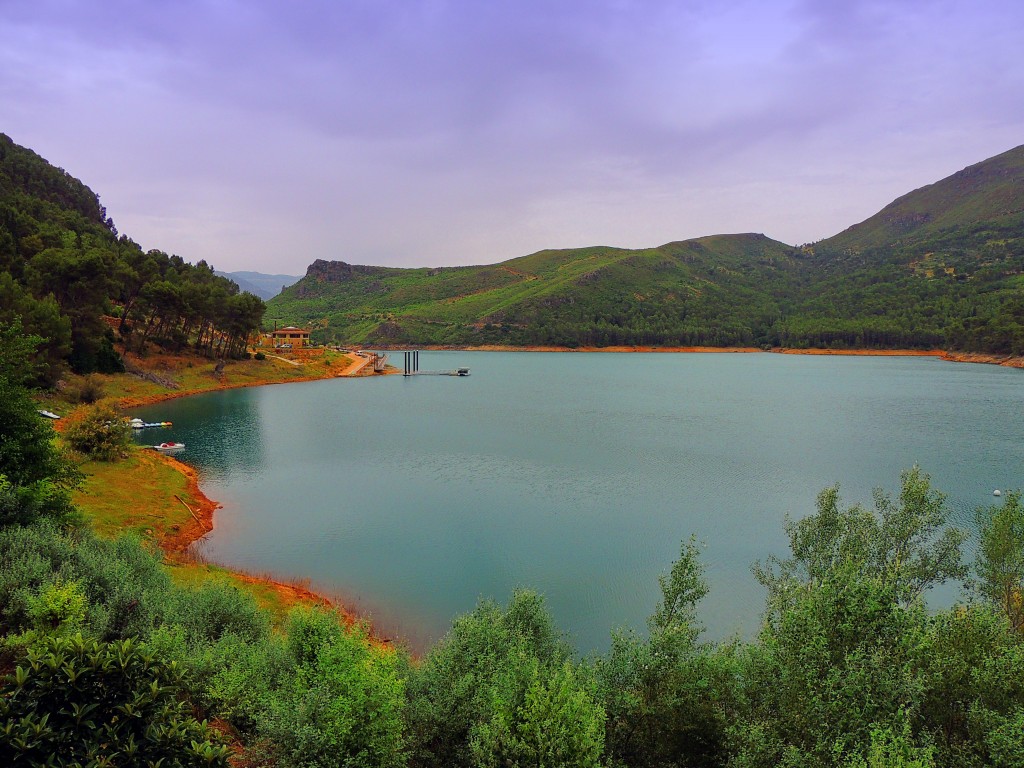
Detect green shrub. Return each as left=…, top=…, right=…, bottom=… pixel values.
left=0, top=633, right=230, bottom=767
left=0, top=474, right=79, bottom=529
left=0, top=522, right=171, bottom=642
left=405, top=590, right=576, bottom=768
left=167, top=580, right=270, bottom=647
left=62, top=373, right=106, bottom=404
left=254, top=351, right=266, bottom=360
left=63, top=404, right=133, bottom=461
left=258, top=609, right=407, bottom=768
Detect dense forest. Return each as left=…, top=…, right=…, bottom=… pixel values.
left=267, top=145, right=1024, bottom=353
left=2, top=326, right=1024, bottom=766
left=0, top=133, right=265, bottom=387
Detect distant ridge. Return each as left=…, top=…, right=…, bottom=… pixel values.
left=216, top=270, right=302, bottom=300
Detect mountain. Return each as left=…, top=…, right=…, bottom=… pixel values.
left=267, top=234, right=804, bottom=347
left=215, top=270, right=302, bottom=300
left=821, top=144, right=1024, bottom=255
left=268, top=144, right=1024, bottom=353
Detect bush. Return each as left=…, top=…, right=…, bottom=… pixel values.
left=0, top=522, right=171, bottom=642
left=405, top=590, right=577, bottom=768
left=167, top=580, right=270, bottom=647
left=254, top=351, right=266, bottom=360
left=62, top=373, right=106, bottom=404
left=0, top=634, right=230, bottom=767
left=63, top=404, right=133, bottom=461
left=258, top=609, right=407, bottom=768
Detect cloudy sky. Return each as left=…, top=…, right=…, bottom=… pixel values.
left=2, top=0, right=1022, bottom=274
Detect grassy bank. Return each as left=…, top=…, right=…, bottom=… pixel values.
left=59, top=346, right=371, bottom=628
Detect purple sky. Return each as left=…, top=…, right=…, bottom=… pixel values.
left=2, top=1, right=1022, bottom=273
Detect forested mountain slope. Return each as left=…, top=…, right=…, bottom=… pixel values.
left=0, top=133, right=265, bottom=385
left=269, top=144, right=1024, bottom=352
left=798, top=145, right=1024, bottom=351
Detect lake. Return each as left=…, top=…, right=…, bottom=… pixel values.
left=132, top=351, right=1023, bottom=653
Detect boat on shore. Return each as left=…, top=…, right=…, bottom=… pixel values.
left=152, top=442, right=185, bottom=452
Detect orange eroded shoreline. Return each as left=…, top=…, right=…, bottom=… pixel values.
left=127, top=343, right=1024, bottom=641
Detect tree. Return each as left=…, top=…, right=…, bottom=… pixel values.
left=0, top=319, right=80, bottom=526
left=973, top=491, right=1024, bottom=631
left=754, top=467, right=966, bottom=612
left=63, top=404, right=133, bottom=462
left=736, top=469, right=973, bottom=767
left=471, top=661, right=605, bottom=768
left=258, top=608, right=406, bottom=768
left=595, top=538, right=733, bottom=768
left=404, top=590, right=577, bottom=768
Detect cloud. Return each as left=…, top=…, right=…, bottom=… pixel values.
left=1, top=0, right=1022, bottom=270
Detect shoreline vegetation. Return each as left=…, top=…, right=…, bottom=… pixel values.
left=68, top=342, right=1024, bottom=647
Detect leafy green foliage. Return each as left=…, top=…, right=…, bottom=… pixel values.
left=257, top=608, right=407, bottom=768
left=737, top=570, right=932, bottom=766
left=973, top=492, right=1024, bottom=631
left=63, top=404, right=134, bottom=461
left=916, top=606, right=1024, bottom=767
left=0, top=633, right=230, bottom=767
left=754, top=467, right=967, bottom=612
left=404, top=590, right=585, bottom=768
left=0, top=321, right=80, bottom=527
left=471, top=661, right=605, bottom=768
left=595, top=538, right=734, bottom=768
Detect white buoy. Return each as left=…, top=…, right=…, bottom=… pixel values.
left=993, top=489, right=1002, bottom=497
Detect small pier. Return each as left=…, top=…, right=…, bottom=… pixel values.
left=402, top=350, right=470, bottom=377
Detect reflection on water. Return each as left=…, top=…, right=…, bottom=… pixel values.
left=133, top=390, right=267, bottom=479
left=132, top=353, right=1024, bottom=652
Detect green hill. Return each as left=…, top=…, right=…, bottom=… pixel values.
left=268, top=144, right=1024, bottom=353
left=267, top=234, right=803, bottom=347
left=793, top=145, right=1024, bottom=352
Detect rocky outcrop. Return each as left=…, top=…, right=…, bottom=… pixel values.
left=304, top=260, right=390, bottom=283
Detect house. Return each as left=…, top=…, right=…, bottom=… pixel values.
left=268, top=326, right=310, bottom=348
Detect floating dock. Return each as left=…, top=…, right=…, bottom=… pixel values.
left=402, top=350, right=469, bottom=377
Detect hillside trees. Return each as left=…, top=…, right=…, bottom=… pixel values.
left=0, top=133, right=265, bottom=382
left=973, top=492, right=1024, bottom=632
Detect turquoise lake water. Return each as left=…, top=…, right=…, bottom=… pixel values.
left=133, top=352, right=1024, bottom=652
